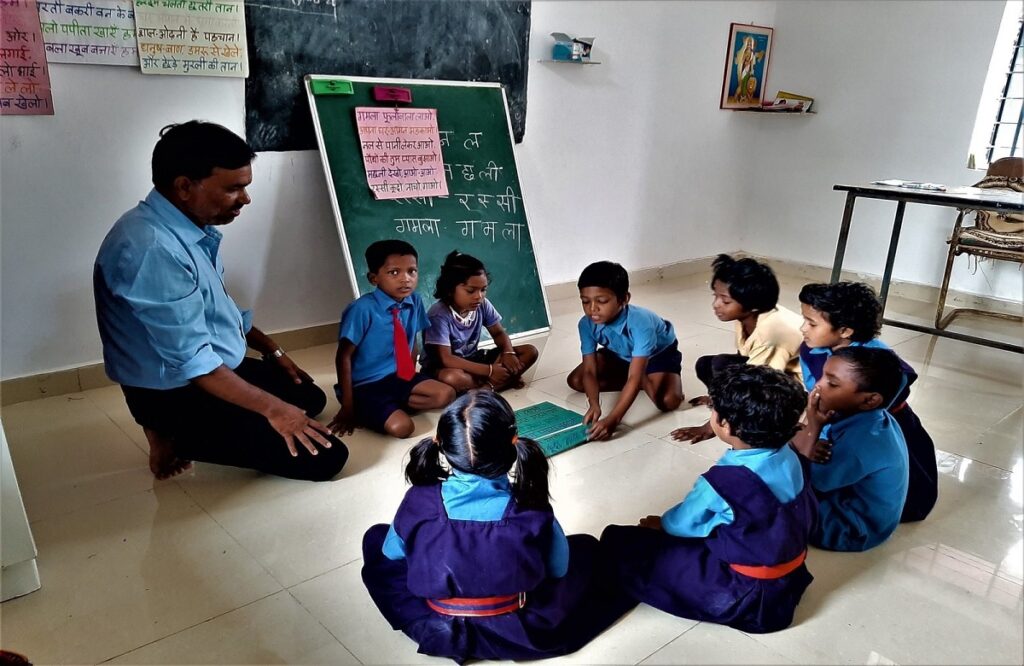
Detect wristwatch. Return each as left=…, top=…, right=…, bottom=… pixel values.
left=264, top=348, right=285, bottom=360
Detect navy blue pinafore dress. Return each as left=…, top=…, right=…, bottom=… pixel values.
left=362, top=483, right=636, bottom=663
left=601, top=464, right=816, bottom=633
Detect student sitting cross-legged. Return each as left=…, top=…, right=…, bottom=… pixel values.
left=601, top=365, right=816, bottom=633
left=672, top=254, right=804, bottom=444
left=419, top=250, right=538, bottom=393
left=567, top=261, right=684, bottom=441
left=329, top=240, right=456, bottom=439
left=361, top=390, right=637, bottom=663
left=792, top=346, right=910, bottom=552
left=797, top=281, right=937, bottom=523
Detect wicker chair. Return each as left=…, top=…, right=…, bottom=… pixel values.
left=934, top=157, right=1024, bottom=330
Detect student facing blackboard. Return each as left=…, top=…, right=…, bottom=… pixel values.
left=305, top=75, right=550, bottom=342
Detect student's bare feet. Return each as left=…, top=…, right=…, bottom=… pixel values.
left=143, top=427, right=192, bottom=480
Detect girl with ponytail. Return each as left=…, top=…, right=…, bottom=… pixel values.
left=361, top=390, right=635, bottom=663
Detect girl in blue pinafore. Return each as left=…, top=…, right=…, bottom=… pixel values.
left=601, top=365, right=817, bottom=634
left=362, top=390, right=636, bottom=663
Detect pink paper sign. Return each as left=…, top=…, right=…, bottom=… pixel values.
left=1, top=0, right=54, bottom=115
left=355, top=107, right=449, bottom=200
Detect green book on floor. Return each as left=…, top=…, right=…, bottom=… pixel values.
left=514, top=402, right=589, bottom=457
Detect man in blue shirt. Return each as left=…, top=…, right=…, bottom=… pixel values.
left=93, top=121, right=348, bottom=481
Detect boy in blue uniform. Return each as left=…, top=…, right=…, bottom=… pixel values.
left=797, top=282, right=937, bottom=522
left=792, top=346, right=910, bottom=552
left=329, top=240, right=455, bottom=439
left=567, top=261, right=684, bottom=440
left=601, top=365, right=816, bottom=633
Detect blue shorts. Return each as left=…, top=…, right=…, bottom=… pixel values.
left=335, top=373, right=429, bottom=434
left=597, top=340, right=682, bottom=375
left=420, top=346, right=501, bottom=377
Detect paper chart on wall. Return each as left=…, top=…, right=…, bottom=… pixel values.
left=355, top=107, right=449, bottom=200
left=0, top=0, right=55, bottom=115
left=37, top=0, right=139, bottom=66
left=133, top=0, right=248, bottom=77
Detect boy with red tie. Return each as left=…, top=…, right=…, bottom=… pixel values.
left=330, top=240, right=456, bottom=439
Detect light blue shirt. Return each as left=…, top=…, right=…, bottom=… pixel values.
left=339, top=288, right=430, bottom=386
left=578, top=304, right=676, bottom=362
left=811, top=409, right=909, bottom=551
left=93, top=189, right=252, bottom=389
left=662, top=446, right=805, bottom=538
left=383, top=470, right=570, bottom=578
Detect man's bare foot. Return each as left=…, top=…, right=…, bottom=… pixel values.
left=143, top=427, right=193, bottom=480
left=688, top=395, right=712, bottom=408
left=670, top=421, right=715, bottom=444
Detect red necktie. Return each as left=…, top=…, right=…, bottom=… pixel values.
left=391, top=305, right=416, bottom=380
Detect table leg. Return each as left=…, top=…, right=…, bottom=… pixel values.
left=830, top=193, right=857, bottom=283
left=877, top=201, right=906, bottom=311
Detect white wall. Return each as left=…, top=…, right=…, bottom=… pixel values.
left=0, top=1, right=1016, bottom=381
left=745, top=0, right=1019, bottom=301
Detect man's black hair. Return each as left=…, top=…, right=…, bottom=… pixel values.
left=151, top=121, right=255, bottom=190
left=799, top=282, right=882, bottom=342
left=832, top=346, right=903, bottom=406
left=710, top=254, right=780, bottom=312
left=708, top=365, right=807, bottom=449
left=577, top=261, right=629, bottom=301
left=365, top=239, right=418, bottom=274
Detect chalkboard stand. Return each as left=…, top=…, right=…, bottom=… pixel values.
left=304, top=74, right=552, bottom=345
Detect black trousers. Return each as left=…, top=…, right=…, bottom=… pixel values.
left=694, top=353, right=747, bottom=391
left=122, top=357, right=348, bottom=481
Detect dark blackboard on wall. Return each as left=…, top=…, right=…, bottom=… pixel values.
left=245, top=0, right=531, bottom=153
left=306, top=74, right=549, bottom=338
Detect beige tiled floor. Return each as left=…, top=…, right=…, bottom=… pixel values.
left=2, top=275, right=1022, bottom=665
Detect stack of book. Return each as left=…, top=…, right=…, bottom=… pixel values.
left=761, top=91, right=814, bottom=112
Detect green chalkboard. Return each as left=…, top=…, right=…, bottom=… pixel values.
left=306, top=75, right=550, bottom=338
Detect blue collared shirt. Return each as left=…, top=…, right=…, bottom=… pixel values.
left=661, top=446, right=805, bottom=538
left=800, top=338, right=910, bottom=406
left=811, top=409, right=909, bottom=551
left=338, top=288, right=430, bottom=386
left=382, top=470, right=570, bottom=578
left=578, top=304, right=676, bottom=362
left=93, top=189, right=252, bottom=389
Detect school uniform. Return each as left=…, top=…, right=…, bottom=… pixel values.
left=419, top=299, right=503, bottom=375
left=362, top=471, right=636, bottom=663
left=695, top=305, right=804, bottom=389
left=335, top=288, right=430, bottom=433
left=578, top=304, right=682, bottom=374
left=810, top=409, right=909, bottom=552
left=601, top=446, right=816, bottom=634
left=799, top=339, right=937, bottom=522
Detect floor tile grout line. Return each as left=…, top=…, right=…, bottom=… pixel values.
left=284, top=586, right=365, bottom=666
left=96, top=589, right=282, bottom=664
left=633, top=622, right=700, bottom=665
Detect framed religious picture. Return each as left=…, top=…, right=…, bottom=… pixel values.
left=720, top=23, right=773, bottom=109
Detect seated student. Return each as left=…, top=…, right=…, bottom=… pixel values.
left=362, top=391, right=637, bottom=663
left=420, top=250, right=538, bottom=393
left=567, top=261, right=684, bottom=440
left=792, top=346, right=910, bottom=552
left=797, top=282, right=937, bottom=522
left=329, top=240, right=455, bottom=439
left=601, top=365, right=815, bottom=634
left=673, top=254, right=804, bottom=444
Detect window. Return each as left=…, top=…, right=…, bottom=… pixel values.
left=969, top=1, right=1024, bottom=169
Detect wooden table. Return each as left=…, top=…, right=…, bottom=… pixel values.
left=832, top=183, right=1024, bottom=354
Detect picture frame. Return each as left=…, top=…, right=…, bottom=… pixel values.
left=720, top=23, right=773, bottom=109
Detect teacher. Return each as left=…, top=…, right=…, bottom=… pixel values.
left=93, top=121, right=348, bottom=481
